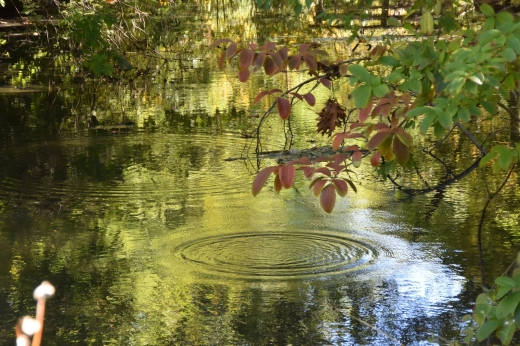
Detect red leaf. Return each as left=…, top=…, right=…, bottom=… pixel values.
left=274, top=174, right=282, bottom=192
left=393, top=136, right=410, bottom=165
left=253, top=88, right=282, bottom=104
left=320, top=78, right=332, bottom=89
left=249, top=43, right=258, bottom=50
left=279, top=164, right=296, bottom=189
left=238, top=69, right=250, bottom=82
left=312, top=179, right=328, bottom=196
left=367, top=131, right=392, bottom=151
left=226, top=42, right=237, bottom=59
left=400, top=92, right=411, bottom=106
left=218, top=51, right=227, bottom=70
left=277, top=97, right=291, bottom=120
left=251, top=166, right=278, bottom=196
left=209, top=38, right=234, bottom=49
left=370, top=151, right=381, bottom=167
left=269, top=51, right=283, bottom=68
left=288, top=55, right=302, bottom=70
left=264, top=55, right=279, bottom=76
left=239, top=49, right=255, bottom=70
left=303, top=93, right=316, bottom=106
left=320, top=184, right=336, bottom=213
left=352, top=150, right=363, bottom=167
left=332, top=132, right=347, bottom=149
left=359, top=102, right=373, bottom=122
left=303, top=54, right=318, bottom=71
left=332, top=179, right=348, bottom=197
left=278, top=46, right=289, bottom=61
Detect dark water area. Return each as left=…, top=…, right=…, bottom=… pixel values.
left=1, top=2, right=520, bottom=345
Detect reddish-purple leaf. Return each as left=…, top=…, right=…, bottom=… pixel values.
left=374, top=123, right=391, bottom=131
left=249, top=43, right=258, bottom=50
left=400, top=92, right=412, bottom=106
left=303, top=54, right=318, bottom=71
left=239, top=69, right=250, bottom=82
left=332, top=132, right=347, bottom=149
left=314, top=167, right=332, bottom=176
left=290, top=92, right=303, bottom=101
left=278, top=46, right=289, bottom=61
left=370, top=151, right=381, bottom=167
left=290, top=157, right=312, bottom=165
left=352, top=150, right=363, bottom=167
left=339, top=64, right=349, bottom=76
left=269, top=51, right=283, bottom=68
left=331, top=153, right=349, bottom=165
left=239, top=49, right=255, bottom=70
left=299, top=43, right=310, bottom=55
left=288, top=55, right=302, bottom=70
left=393, top=127, right=413, bottom=147
left=303, top=93, right=316, bottom=106
left=359, top=102, right=374, bottom=122
left=253, top=88, right=282, bottom=104
left=226, top=42, right=237, bottom=59
left=274, top=174, right=282, bottom=192
left=320, top=184, right=336, bottom=213
left=209, top=38, right=234, bottom=49
left=264, top=41, right=276, bottom=51
left=332, top=179, right=348, bottom=197
left=277, top=97, right=291, bottom=120
left=264, top=56, right=279, bottom=76
left=218, top=51, right=227, bottom=70
left=299, top=166, right=315, bottom=179
left=279, top=164, right=296, bottom=189
left=320, top=78, right=332, bottom=89
left=309, top=49, right=329, bottom=57
left=393, top=136, right=409, bottom=165
left=253, top=52, right=266, bottom=70
left=344, top=178, right=358, bottom=193
left=367, top=131, right=392, bottom=151
left=253, top=90, right=271, bottom=104
left=252, top=166, right=278, bottom=196
left=312, top=179, right=328, bottom=196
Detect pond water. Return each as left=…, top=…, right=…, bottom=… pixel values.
left=1, top=2, right=520, bottom=345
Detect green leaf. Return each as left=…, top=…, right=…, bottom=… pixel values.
left=458, top=108, right=470, bottom=123
left=476, top=318, right=501, bottom=341
left=420, top=113, right=437, bottom=135
left=474, top=302, right=493, bottom=325
left=502, top=48, right=517, bottom=62
left=351, top=85, right=373, bottom=108
left=348, top=65, right=371, bottom=84
left=379, top=56, right=400, bottom=67
left=496, top=276, right=518, bottom=289
left=434, top=122, right=446, bottom=138
left=479, top=3, right=495, bottom=17
left=497, top=292, right=520, bottom=319
left=506, top=36, right=520, bottom=54
left=481, top=101, right=497, bottom=114
left=409, top=79, right=422, bottom=93
left=498, top=319, right=516, bottom=345
left=405, top=106, right=428, bottom=117
left=387, top=17, right=401, bottom=27
left=480, top=151, right=498, bottom=167
left=305, top=0, right=313, bottom=8
left=373, top=84, right=390, bottom=97
left=438, top=110, right=453, bottom=128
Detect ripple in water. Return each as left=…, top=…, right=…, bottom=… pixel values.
left=174, top=232, right=378, bottom=279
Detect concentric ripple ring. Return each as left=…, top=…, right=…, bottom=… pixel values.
left=174, top=232, right=378, bottom=279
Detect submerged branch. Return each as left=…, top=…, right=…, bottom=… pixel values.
left=477, top=164, right=516, bottom=290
